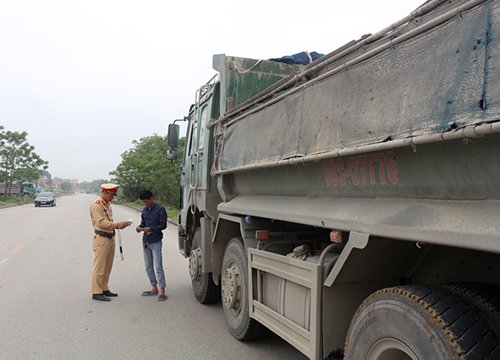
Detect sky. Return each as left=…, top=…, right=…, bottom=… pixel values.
left=0, top=0, right=424, bottom=182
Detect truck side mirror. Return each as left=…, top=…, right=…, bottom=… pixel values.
left=166, top=149, right=178, bottom=161
left=167, top=124, right=179, bottom=148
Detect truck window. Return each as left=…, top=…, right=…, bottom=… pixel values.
left=199, top=106, right=208, bottom=151
left=189, top=121, right=197, bottom=156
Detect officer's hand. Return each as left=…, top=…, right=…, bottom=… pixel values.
left=136, top=226, right=142, bottom=233
left=116, top=221, right=129, bottom=229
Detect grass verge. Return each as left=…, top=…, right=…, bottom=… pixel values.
left=0, top=196, right=34, bottom=208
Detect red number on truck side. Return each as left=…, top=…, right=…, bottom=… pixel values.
left=322, top=151, right=399, bottom=187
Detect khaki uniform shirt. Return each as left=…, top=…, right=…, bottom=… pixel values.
left=90, top=197, right=117, bottom=234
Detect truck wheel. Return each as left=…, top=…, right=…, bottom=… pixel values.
left=190, top=228, right=220, bottom=304
left=221, top=237, right=263, bottom=340
left=344, top=285, right=500, bottom=360
left=443, top=282, right=500, bottom=338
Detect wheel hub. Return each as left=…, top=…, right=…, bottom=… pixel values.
left=222, top=263, right=241, bottom=311
left=189, top=248, right=202, bottom=281
left=367, top=338, right=419, bottom=360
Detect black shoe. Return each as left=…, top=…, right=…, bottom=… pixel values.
left=103, top=290, right=118, bottom=297
left=92, top=293, right=111, bottom=301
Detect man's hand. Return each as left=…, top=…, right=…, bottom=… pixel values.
left=135, top=226, right=151, bottom=233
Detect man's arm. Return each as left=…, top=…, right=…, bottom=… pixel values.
left=150, top=206, right=167, bottom=232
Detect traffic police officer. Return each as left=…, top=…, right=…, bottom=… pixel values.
left=89, top=183, right=130, bottom=301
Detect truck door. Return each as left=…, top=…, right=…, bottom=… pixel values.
left=196, top=105, right=209, bottom=190
left=188, top=105, right=208, bottom=192
left=189, top=119, right=198, bottom=189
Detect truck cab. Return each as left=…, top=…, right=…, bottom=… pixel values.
left=177, top=75, right=221, bottom=258
left=169, top=54, right=304, bottom=303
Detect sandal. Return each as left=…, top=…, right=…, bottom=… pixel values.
left=158, top=294, right=168, bottom=301
left=141, top=290, right=159, bottom=296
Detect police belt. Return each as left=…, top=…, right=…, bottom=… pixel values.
left=94, top=230, right=115, bottom=238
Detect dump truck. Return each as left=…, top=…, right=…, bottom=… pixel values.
left=167, top=0, right=500, bottom=358
left=0, top=182, right=37, bottom=197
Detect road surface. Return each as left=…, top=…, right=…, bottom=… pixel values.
left=0, top=194, right=307, bottom=360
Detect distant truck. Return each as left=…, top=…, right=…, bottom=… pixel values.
left=167, top=0, right=500, bottom=359
left=0, top=182, right=37, bottom=197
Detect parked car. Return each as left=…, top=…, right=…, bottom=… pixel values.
left=34, top=192, right=56, bottom=207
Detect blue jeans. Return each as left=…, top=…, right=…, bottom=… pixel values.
left=143, top=241, right=166, bottom=289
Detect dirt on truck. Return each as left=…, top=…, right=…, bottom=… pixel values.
left=167, top=0, right=500, bottom=359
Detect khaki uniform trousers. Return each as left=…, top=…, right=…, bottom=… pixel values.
left=91, top=235, right=115, bottom=294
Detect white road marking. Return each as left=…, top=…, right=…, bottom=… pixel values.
left=0, top=258, right=7, bottom=265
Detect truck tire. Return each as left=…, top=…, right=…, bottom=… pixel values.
left=443, top=282, right=500, bottom=338
left=221, top=237, right=263, bottom=340
left=344, top=285, right=500, bottom=360
left=190, top=228, right=220, bottom=304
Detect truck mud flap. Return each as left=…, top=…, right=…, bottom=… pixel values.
left=248, top=248, right=322, bottom=359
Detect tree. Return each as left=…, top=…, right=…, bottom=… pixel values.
left=79, top=179, right=108, bottom=194
left=40, top=169, right=52, bottom=181
left=110, top=135, right=184, bottom=208
left=60, top=181, right=73, bottom=193
left=38, top=170, right=53, bottom=192
left=0, top=127, right=48, bottom=196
